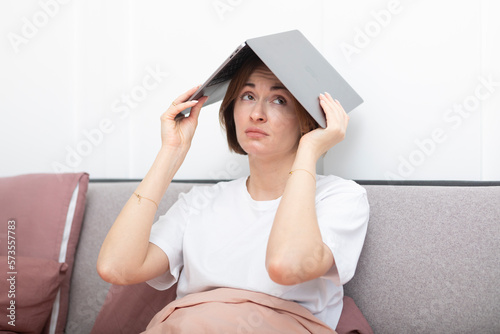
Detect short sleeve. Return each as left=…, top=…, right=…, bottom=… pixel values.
left=146, top=190, right=191, bottom=291
left=317, top=180, right=369, bottom=286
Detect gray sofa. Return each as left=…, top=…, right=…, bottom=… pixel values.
left=66, top=180, right=500, bottom=333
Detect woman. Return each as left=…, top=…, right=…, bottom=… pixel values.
left=97, top=54, right=369, bottom=333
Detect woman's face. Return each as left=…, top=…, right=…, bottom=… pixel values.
left=233, top=67, right=301, bottom=158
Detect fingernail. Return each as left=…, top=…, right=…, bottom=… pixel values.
left=319, top=93, right=325, bottom=98
left=191, top=100, right=199, bottom=103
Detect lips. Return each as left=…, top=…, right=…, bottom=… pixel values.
left=245, top=127, right=269, bottom=138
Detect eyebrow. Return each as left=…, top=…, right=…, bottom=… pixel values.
left=243, top=82, right=289, bottom=92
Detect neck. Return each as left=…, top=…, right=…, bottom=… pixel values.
left=246, top=152, right=297, bottom=201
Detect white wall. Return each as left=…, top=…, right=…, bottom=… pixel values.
left=1, top=0, right=499, bottom=181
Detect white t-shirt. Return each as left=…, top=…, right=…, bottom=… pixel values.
left=148, top=174, right=369, bottom=329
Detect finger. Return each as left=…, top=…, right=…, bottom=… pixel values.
left=332, top=97, right=346, bottom=113
left=324, top=93, right=348, bottom=118
left=319, top=93, right=337, bottom=118
left=171, top=85, right=202, bottom=106
left=320, top=93, right=349, bottom=129
left=332, top=98, right=349, bottom=126
left=172, top=95, right=209, bottom=122
left=334, top=99, right=350, bottom=125
left=186, top=95, right=209, bottom=121
left=162, top=99, right=199, bottom=122
left=320, top=99, right=335, bottom=128
left=325, top=93, right=345, bottom=114
left=172, top=99, right=199, bottom=111
left=320, top=93, right=338, bottom=113
left=324, top=92, right=336, bottom=103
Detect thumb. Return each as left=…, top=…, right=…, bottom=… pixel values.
left=186, top=95, right=209, bottom=123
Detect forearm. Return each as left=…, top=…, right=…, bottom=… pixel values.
left=97, top=146, right=187, bottom=281
left=266, top=149, right=333, bottom=285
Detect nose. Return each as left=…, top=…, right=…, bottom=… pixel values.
left=250, top=101, right=267, bottom=123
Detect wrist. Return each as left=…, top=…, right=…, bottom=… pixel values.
left=159, top=143, right=190, bottom=158
left=295, top=145, right=321, bottom=165
left=152, top=145, right=188, bottom=179
left=291, top=148, right=318, bottom=175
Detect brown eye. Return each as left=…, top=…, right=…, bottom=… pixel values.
left=272, top=97, right=286, bottom=105
left=241, top=93, right=255, bottom=101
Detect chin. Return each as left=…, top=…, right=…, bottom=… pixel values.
left=240, top=146, right=264, bottom=157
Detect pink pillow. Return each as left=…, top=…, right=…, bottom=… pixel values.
left=336, top=296, right=374, bottom=334
left=0, top=173, right=89, bottom=333
left=91, top=283, right=177, bottom=334
left=0, top=256, right=68, bottom=333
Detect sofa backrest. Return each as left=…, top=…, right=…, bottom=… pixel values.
left=344, top=184, right=500, bottom=333
left=67, top=181, right=500, bottom=333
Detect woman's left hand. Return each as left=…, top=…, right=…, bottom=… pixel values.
left=297, top=92, right=350, bottom=160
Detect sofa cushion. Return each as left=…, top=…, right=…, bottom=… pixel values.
left=344, top=185, right=500, bottom=333
left=0, top=173, right=89, bottom=333
left=91, top=283, right=177, bottom=334
left=0, top=257, right=68, bottom=333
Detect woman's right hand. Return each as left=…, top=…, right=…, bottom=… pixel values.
left=160, top=86, right=209, bottom=151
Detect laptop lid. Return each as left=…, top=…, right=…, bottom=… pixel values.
left=182, top=30, right=363, bottom=128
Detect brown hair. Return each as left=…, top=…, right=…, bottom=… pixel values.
left=219, top=53, right=319, bottom=155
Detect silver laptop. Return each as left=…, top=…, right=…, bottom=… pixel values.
left=181, top=30, right=363, bottom=128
